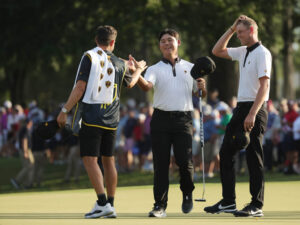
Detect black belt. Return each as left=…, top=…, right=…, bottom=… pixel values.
left=154, top=108, right=191, bottom=117
left=237, top=101, right=266, bottom=107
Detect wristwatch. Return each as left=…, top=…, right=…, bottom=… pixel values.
left=61, top=107, right=68, bottom=114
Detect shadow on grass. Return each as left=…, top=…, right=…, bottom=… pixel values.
left=0, top=211, right=300, bottom=220
left=1, top=157, right=299, bottom=194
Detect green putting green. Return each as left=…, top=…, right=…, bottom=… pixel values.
left=0, top=181, right=300, bottom=225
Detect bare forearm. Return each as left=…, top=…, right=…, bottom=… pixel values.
left=64, top=83, right=86, bottom=111
left=212, top=28, right=234, bottom=58
left=138, top=76, right=152, bottom=91
left=22, top=139, right=28, bottom=153
left=127, top=68, right=143, bottom=88
left=249, top=83, right=269, bottom=117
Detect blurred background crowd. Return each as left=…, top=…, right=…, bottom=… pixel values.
left=1, top=88, right=300, bottom=190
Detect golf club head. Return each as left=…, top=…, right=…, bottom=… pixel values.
left=195, top=198, right=206, bottom=202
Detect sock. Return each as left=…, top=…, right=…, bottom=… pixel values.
left=107, top=196, right=114, bottom=207
left=97, top=194, right=107, bottom=206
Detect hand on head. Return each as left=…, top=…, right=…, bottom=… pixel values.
left=231, top=15, right=248, bottom=31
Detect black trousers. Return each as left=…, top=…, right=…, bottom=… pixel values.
left=263, top=139, right=274, bottom=171
left=220, top=102, right=267, bottom=208
left=150, top=109, right=195, bottom=209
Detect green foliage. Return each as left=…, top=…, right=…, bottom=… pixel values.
left=0, top=0, right=300, bottom=105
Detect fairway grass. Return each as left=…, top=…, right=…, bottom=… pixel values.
left=0, top=181, right=300, bottom=225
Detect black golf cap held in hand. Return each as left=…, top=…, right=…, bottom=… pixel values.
left=232, top=130, right=250, bottom=151
left=190, top=56, right=216, bottom=79
left=36, top=120, right=60, bottom=140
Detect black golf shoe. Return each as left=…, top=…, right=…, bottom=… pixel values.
left=149, top=205, right=167, bottom=218
left=204, top=199, right=237, bottom=214
left=234, top=204, right=263, bottom=217
left=182, top=193, right=193, bottom=213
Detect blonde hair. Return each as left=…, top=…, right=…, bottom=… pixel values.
left=237, top=16, right=258, bottom=33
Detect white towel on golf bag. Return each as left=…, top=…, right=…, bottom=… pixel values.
left=70, top=47, right=115, bottom=135
left=73, top=46, right=115, bottom=104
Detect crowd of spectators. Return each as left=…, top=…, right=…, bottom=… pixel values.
left=1, top=92, right=300, bottom=189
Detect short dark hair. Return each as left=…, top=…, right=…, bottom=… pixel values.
left=158, top=28, right=180, bottom=41
left=95, top=25, right=117, bottom=46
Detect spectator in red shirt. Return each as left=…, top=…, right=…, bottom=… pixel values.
left=282, top=100, right=299, bottom=174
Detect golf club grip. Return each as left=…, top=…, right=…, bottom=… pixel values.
left=198, top=89, right=202, bottom=98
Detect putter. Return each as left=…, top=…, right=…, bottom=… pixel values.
left=190, top=56, right=216, bottom=202
left=195, top=90, right=206, bottom=202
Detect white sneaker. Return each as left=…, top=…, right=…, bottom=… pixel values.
left=85, top=202, right=113, bottom=219
left=104, top=207, right=117, bottom=218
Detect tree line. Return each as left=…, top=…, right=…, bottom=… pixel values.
left=1, top=0, right=299, bottom=109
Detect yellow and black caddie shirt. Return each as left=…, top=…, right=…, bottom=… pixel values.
left=76, top=51, right=132, bottom=130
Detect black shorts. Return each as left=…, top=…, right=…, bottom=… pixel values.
left=79, top=124, right=116, bottom=157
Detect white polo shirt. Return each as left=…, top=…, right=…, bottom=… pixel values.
left=144, top=59, right=197, bottom=111
left=227, top=44, right=272, bottom=102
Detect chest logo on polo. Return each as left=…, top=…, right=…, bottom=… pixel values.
left=100, top=61, right=105, bottom=68
left=184, top=70, right=187, bottom=74
left=100, top=74, right=104, bottom=80
left=106, top=81, right=111, bottom=88
left=107, top=68, right=113, bottom=75
left=97, top=50, right=103, bottom=56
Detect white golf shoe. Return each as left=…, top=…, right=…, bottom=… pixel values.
left=84, top=202, right=113, bottom=219
left=104, top=206, right=117, bottom=218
